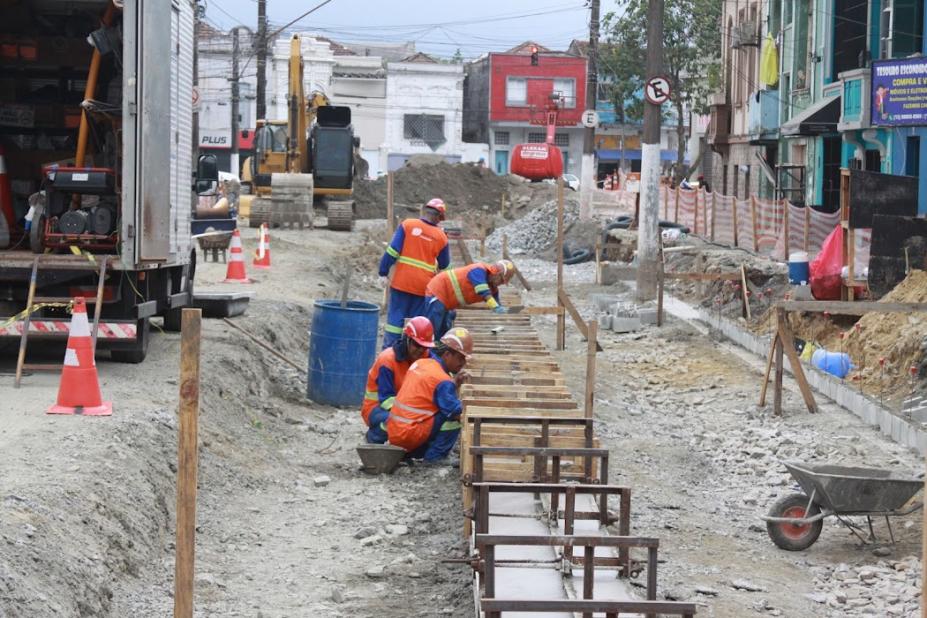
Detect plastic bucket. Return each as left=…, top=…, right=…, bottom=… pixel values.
left=307, top=300, right=379, bottom=407
left=788, top=251, right=810, bottom=285
left=811, top=349, right=853, bottom=379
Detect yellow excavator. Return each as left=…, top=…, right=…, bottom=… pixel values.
left=245, top=34, right=360, bottom=231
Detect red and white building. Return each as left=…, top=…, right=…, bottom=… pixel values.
left=463, top=42, right=587, bottom=176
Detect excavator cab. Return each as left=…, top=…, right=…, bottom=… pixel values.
left=310, top=106, right=354, bottom=191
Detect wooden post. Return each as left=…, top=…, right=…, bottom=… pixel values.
left=594, top=235, right=602, bottom=285
left=386, top=171, right=395, bottom=234
left=174, top=308, right=202, bottom=618
left=782, top=199, right=790, bottom=262
left=773, top=334, right=784, bottom=416
left=656, top=246, right=665, bottom=327
left=556, top=178, right=566, bottom=350
left=673, top=185, right=680, bottom=223
left=710, top=191, right=716, bottom=242
left=732, top=196, right=740, bottom=248
left=692, top=191, right=699, bottom=236
left=803, top=204, right=811, bottom=253
left=584, top=320, right=597, bottom=420
left=741, top=264, right=752, bottom=321
left=759, top=332, right=780, bottom=407
left=502, top=234, right=508, bottom=260
left=750, top=196, right=759, bottom=253
left=696, top=252, right=705, bottom=298
left=662, top=184, right=669, bottom=220
left=847, top=227, right=856, bottom=302
left=776, top=307, right=818, bottom=414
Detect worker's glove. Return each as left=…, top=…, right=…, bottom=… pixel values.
left=492, top=306, right=508, bottom=314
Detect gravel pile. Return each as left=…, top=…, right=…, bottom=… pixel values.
left=808, top=557, right=921, bottom=616
left=485, top=197, right=580, bottom=255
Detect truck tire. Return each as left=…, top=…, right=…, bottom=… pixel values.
left=29, top=206, right=46, bottom=254
left=327, top=200, right=355, bottom=231
left=765, top=493, right=823, bottom=551
left=110, top=318, right=150, bottom=364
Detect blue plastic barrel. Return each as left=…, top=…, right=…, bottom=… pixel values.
left=788, top=251, right=810, bottom=285
left=307, top=300, right=379, bottom=407
left=811, top=349, right=853, bottom=379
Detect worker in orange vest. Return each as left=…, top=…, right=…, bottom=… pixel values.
left=379, top=198, right=450, bottom=349
left=386, top=327, right=473, bottom=462
left=361, top=317, right=435, bottom=444
left=424, top=260, right=516, bottom=339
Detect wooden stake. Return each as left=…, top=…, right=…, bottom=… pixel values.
left=750, top=196, right=759, bottom=253
left=773, top=334, right=784, bottom=416
left=174, top=308, right=202, bottom=618
left=782, top=199, right=790, bottom=262
left=803, top=204, right=811, bottom=253
left=556, top=177, right=565, bottom=351
left=740, top=264, right=752, bottom=321
left=673, top=186, right=680, bottom=223
left=594, top=236, right=601, bottom=285
left=584, top=320, right=597, bottom=420
left=710, top=191, right=716, bottom=242
left=663, top=184, right=669, bottom=220
left=759, top=332, right=780, bottom=407
left=693, top=190, right=699, bottom=236
left=386, top=171, right=395, bottom=234
left=776, top=308, right=818, bottom=414
left=732, top=196, right=740, bottom=248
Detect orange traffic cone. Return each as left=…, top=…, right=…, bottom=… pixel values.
left=253, top=223, right=271, bottom=269
left=223, top=228, right=252, bottom=283
left=48, top=297, right=112, bottom=416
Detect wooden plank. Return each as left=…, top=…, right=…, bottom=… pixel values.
left=467, top=377, right=566, bottom=387
left=584, top=320, right=597, bottom=420
left=758, top=332, right=779, bottom=408
left=773, top=335, right=784, bottom=416
left=778, top=300, right=927, bottom=315
left=557, top=288, right=603, bottom=352
left=461, top=387, right=573, bottom=400
left=556, top=177, right=565, bottom=351
left=464, top=406, right=577, bottom=418
left=461, top=398, right=579, bottom=410
left=502, top=242, right=533, bottom=291
left=741, top=264, right=752, bottom=321
left=457, top=237, right=475, bottom=265
left=174, top=309, right=202, bottom=618
left=777, top=308, right=818, bottom=414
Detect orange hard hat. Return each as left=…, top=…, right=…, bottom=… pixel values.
left=489, top=260, right=516, bottom=283
left=441, top=327, right=473, bottom=360
left=403, top=316, right=435, bottom=348
left=424, top=198, right=447, bottom=220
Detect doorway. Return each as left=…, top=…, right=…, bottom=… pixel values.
left=494, top=150, right=509, bottom=175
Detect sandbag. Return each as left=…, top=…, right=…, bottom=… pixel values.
left=809, top=225, right=843, bottom=300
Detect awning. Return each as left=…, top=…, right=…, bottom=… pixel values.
left=781, top=95, right=840, bottom=137
left=596, top=149, right=689, bottom=163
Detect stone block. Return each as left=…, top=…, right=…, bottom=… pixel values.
left=598, top=314, right=613, bottom=330
left=610, top=317, right=641, bottom=333
left=638, top=308, right=658, bottom=325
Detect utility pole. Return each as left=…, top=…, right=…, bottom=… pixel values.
left=230, top=27, right=241, bottom=176
left=256, top=0, right=268, bottom=122
left=579, top=0, right=600, bottom=220
left=635, top=0, right=664, bottom=301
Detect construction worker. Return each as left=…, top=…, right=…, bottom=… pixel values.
left=424, top=260, right=516, bottom=339
left=361, top=317, right=435, bottom=444
left=386, top=327, right=474, bottom=462
left=379, top=198, right=450, bottom=349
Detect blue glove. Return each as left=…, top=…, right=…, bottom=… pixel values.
left=492, top=306, right=508, bottom=314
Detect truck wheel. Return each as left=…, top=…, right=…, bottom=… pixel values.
left=766, top=493, right=823, bottom=551
left=29, top=206, right=46, bottom=254
left=110, top=318, right=150, bottom=363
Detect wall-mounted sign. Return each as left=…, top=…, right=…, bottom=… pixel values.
left=872, top=57, right=927, bottom=127
left=199, top=128, right=230, bottom=148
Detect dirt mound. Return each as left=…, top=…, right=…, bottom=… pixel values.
left=353, top=162, right=558, bottom=222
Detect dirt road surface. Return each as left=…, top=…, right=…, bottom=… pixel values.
left=1, top=225, right=923, bottom=617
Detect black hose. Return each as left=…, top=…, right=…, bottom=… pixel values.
left=563, top=248, right=592, bottom=265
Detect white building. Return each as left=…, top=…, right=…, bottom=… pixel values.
left=331, top=55, right=387, bottom=178
left=383, top=53, right=483, bottom=172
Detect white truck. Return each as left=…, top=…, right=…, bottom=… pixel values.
left=0, top=0, right=198, bottom=362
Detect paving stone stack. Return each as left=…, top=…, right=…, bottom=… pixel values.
left=591, top=293, right=658, bottom=333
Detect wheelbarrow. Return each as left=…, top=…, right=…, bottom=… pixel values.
left=762, top=461, right=923, bottom=551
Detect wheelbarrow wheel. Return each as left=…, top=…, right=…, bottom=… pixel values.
left=767, top=493, right=823, bottom=551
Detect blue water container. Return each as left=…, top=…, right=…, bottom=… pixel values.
left=308, top=300, right=379, bottom=407
left=788, top=251, right=810, bottom=285
left=811, top=349, right=853, bottom=379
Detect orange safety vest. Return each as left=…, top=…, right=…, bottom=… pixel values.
left=425, top=263, right=492, bottom=311
left=386, top=357, right=451, bottom=452
left=360, top=347, right=410, bottom=425
left=389, top=219, right=448, bottom=296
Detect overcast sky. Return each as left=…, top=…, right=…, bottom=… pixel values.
left=202, top=0, right=594, bottom=59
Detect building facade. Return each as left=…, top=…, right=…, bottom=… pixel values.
left=463, top=44, right=587, bottom=176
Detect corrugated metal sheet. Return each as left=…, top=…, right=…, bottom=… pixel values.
left=170, top=0, right=194, bottom=259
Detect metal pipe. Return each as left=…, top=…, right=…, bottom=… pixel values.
left=76, top=3, right=116, bottom=168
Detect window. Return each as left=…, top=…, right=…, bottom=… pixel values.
left=553, top=78, right=576, bottom=108
left=403, top=114, right=446, bottom=151
left=527, top=132, right=546, bottom=143
left=554, top=133, right=569, bottom=147
left=793, top=0, right=810, bottom=89
left=881, top=0, right=925, bottom=59
left=506, top=77, right=527, bottom=105
left=494, top=131, right=510, bottom=146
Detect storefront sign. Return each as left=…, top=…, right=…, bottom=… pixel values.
left=871, top=57, right=927, bottom=127
left=199, top=128, right=230, bottom=148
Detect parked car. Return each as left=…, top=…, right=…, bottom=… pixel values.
left=542, top=174, right=580, bottom=191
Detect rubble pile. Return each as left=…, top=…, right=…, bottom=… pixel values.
left=485, top=197, right=580, bottom=255
left=809, top=558, right=921, bottom=616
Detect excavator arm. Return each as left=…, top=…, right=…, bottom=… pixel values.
left=287, top=35, right=308, bottom=174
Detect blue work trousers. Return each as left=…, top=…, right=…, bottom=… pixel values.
left=424, top=296, right=456, bottom=341
left=383, top=288, right=427, bottom=349
left=406, top=414, right=461, bottom=461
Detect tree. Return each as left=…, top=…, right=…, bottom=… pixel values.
left=602, top=0, right=721, bottom=181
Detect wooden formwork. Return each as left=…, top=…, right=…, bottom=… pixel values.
left=455, top=300, right=699, bottom=617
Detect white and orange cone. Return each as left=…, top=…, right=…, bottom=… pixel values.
left=48, top=297, right=112, bottom=416
left=223, top=228, right=252, bottom=283
left=253, top=223, right=271, bottom=269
